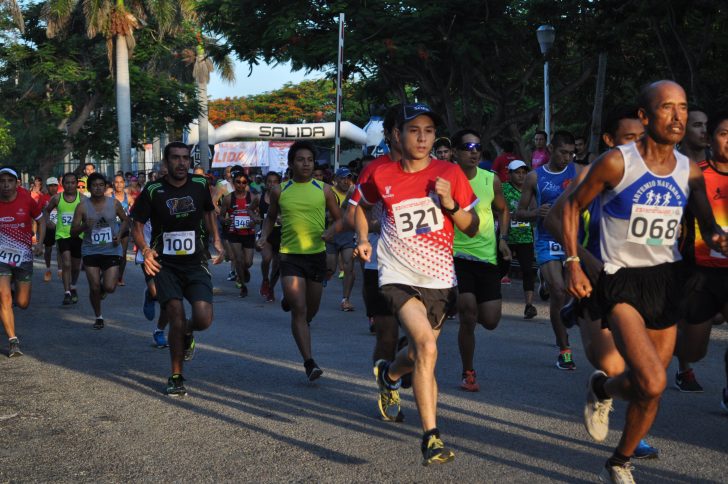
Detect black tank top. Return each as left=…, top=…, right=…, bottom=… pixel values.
left=259, top=190, right=270, bottom=218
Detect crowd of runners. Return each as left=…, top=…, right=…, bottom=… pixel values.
left=1, top=79, right=727, bottom=482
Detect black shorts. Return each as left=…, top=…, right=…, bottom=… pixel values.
left=44, top=228, right=56, bottom=247
left=380, top=284, right=456, bottom=331
left=57, top=236, right=82, bottom=259
left=0, top=261, right=33, bottom=282
left=454, top=257, right=502, bottom=303
left=326, top=231, right=356, bottom=254
left=597, top=261, right=685, bottom=330
left=226, top=233, right=256, bottom=248
left=280, top=251, right=327, bottom=282
left=362, top=269, right=392, bottom=317
left=681, top=266, right=728, bottom=324
left=82, top=255, right=122, bottom=271
left=153, top=259, right=213, bottom=306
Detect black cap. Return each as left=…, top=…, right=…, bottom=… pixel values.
left=396, top=103, right=442, bottom=129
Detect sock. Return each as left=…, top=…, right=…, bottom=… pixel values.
left=8, top=337, right=18, bottom=343
left=421, top=428, right=440, bottom=451
left=593, top=373, right=610, bottom=401
left=607, top=450, right=630, bottom=467
left=383, top=365, right=400, bottom=389
left=97, top=315, right=103, bottom=320
left=304, top=358, right=316, bottom=370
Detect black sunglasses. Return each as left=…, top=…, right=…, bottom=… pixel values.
left=458, top=142, right=482, bottom=152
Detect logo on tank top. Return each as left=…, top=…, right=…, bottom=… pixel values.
left=166, top=196, right=196, bottom=216
left=714, top=187, right=728, bottom=200
left=631, top=179, right=684, bottom=206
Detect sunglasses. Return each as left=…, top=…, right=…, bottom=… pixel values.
left=458, top=142, right=482, bottom=152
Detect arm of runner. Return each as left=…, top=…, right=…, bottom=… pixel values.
left=206, top=209, right=225, bottom=264
left=114, top=199, right=129, bottom=247
left=70, top=202, right=87, bottom=238
left=515, top=172, right=540, bottom=221
left=563, top=151, right=624, bottom=298
left=492, top=176, right=512, bottom=261
left=322, top=184, right=344, bottom=241
left=44, top=194, right=59, bottom=231
left=435, top=176, right=479, bottom=237
left=353, top=204, right=372, bottom=262
left=688, top=160, right=728, bottom=255
left=257, top=186, right=280, bottom=250
left=32, top=203, right=45, bottom=257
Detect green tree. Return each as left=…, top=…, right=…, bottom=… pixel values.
left=0, top=116, right=14, bottom=159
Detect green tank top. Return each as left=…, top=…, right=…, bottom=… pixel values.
left=453, top=168, right=496, bottom=264
left=279, top=179, right=326, bottom=254
left=55, top=192, right=82, bottom=240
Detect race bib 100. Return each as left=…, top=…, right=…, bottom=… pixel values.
left=0, top=248, right=24, bottom=267
left=60, top=212, right=73, bottom=225
left=163, top=231, right=195, bottom=256
left=392, top=197, right=444, bottom=239
left=234, top=215, right=252, bottom=229
left=91, top=227, right=112, bottom=245
left=626, top=204, right=682, bottom=246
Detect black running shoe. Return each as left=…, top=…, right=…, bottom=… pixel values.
left=524, top=304, right=537, bottom=320
left=675, top=369, right=704, bottom=393
left=239, top=285, right=248, bottom=298
left=304, top=359, right=323, bottom=381
left=281, top=298, right=291, bottom=312
left=71, top=289, right=78, bottom=304
left=183, top=333, right=195, bottom=361
left=8, top=338, right=22, bottom=358
left=93, top=318, right=104, bottom=330
left=166, top=374, right=187, bottom=397
left=62, top=292, right=72, bottom=305
left=421, top=431, right=455, bottom=466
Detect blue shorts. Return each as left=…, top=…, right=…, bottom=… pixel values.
left=535, top=238, right=566, bottom=266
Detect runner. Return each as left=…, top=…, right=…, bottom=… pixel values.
left=45, top=173, right=83, bottom=305
left=257, top=140, right=344, bottom=381
left=0, top=167, right=44, bottom=357
left=71, top=173, right=129, bottom=329
left=131, top=141, right=224, bottom=396
left=674, top=111, right=728, bottom=395
left=517, top=130, right=579, bottom=369
left=574, top=136, right=596, bottom=165
left=112, top=174, right=133, bottom=286
left=678, top=108, right=709, bottom=163
left=219, top=170, right=259, bottom=298
left=257, top=171, right=282, bottom=302
left=450, top=129, right=511, bottom=392
left=353, top=103, right=478, bottom=465
left=529, top=130, right=551, bottom=169
left=502, top=160, right=537, bottom=319
left=562, top=81, right=728, bottom=482
left=433, top=137, right=452, bottom=162
left=326, top=167, right=357, bottom=311
left=40, top=177, right=59, bottom=282
left=135, top=217, right=168, bottom=348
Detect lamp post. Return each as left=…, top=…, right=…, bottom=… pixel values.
left=536, top=25, right=556, bottom=142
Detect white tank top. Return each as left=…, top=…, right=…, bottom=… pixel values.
left=600, top=142, right=690, bottom=274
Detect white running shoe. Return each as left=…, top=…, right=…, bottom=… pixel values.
left=584, top=370, right=612, bottom=442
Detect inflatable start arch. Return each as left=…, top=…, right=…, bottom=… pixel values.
left=186, top=120, right=368, bottom=145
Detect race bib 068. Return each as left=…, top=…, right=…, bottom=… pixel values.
left=626, top=204, right=682, bottom=246
left=392, top=197, right=444, bottom=239
left=163, top=231, right=195, bottom=256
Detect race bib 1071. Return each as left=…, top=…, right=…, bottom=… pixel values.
left=392, top=197, right=443, bottom=239
left=163, top=231, right=196, bottom=256
left=626, top=204, right=682, bottom=246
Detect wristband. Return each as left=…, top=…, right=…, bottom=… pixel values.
left=442, top=200, right=460, bottom=215
left=564, top=256, right=580, bottom=263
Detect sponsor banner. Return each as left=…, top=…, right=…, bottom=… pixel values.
left=212, top=141, right=268, bottom=168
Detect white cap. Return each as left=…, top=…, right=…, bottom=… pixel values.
left=508, top=160, right=528, bottom=171
left=46, top=176, right=59, bottom=186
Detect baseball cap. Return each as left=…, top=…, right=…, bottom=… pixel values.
left=508, top=160, right=528, bottom=171
left=0, top=167, right=19, bottom=179
left=230, top=164, right=245, bottom=178
left=46, top=177, right=59, bottom=186
left=335, top=167, right=353, bottom=178
left=397, top=103, right=442, bottom=128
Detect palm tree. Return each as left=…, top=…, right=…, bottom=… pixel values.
left=43, top=0, right=187, bottom=174
left=1, top=0, right=24, bottom=32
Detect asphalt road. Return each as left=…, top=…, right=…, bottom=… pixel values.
left=1, top=255, right=726, bottom=483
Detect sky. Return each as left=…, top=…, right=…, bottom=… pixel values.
left=207, top=60, right=328, bottom=99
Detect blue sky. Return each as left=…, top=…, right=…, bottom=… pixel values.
left=208, top=60, right=328, bottom=99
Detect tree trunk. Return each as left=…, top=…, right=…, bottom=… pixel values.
left=589, top=52, right=607, bottom=154
left=198, top=77, right=210, bottom=171
left=116, top=34, right=132, bottom=174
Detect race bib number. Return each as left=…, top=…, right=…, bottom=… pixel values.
left=60, top=212, right=73, bottom=225
left=0, top=248, right=24, bottom=267
left=49, top=210, right=58, bottom=224
left=511, top=220, right=531, bottom=229
left=626, top=204, right=682, bottom=246
left=548, top=241, right=564, bottom=256
left=234, top=215, right=252, bottom=229
left=710, top=225, right=728, bottom=259
left=163, top=231, right=195, bottom=256
left=392, top=197, right=443, bottom=239
left=91, top=227, right=112, bottom=245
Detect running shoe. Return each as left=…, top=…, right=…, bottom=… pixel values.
left=70, top=289, right=78, bottom=304
left=93, top=318, right=104, bottom=330
left=265, top=287, right=275, bottom=302
left=556, top=350, right=576, bottom=370
left=560, top=299, right=578, bottom=328
left=421, top=432, right=455, bottom=466
left=8, top=338, right=22, bottom=358
left=460, top=370, right=480, bottom=392
left=338, top=270, right=344, bottom=279
left=260, top=280, right=270, bottom=298
left=43, top=270, right=52, bottom=282
left=633, top=439, right=659, bottom=460
left=235, top=280, right=242, bottom=289
left=598, top=461, right=635, bottom=484
left=340, top=298, right=354, bottom=312
left=142, top=288, right=155, bottom=321
left=500, top=276, right=512, bottom=285
left=524, top=304, right=537, bottom=320
left=281, top=298, right=291, bottom=312
left=374, top=359, right=401, bottom=420
left=304, top=359, right=323, bottom=382
left=62, top=292, right=72, bottom=305
left=226, top=270, right=237, bottom=281
left=117, top=279, right=125, bottom=286
left=239, top=285, right=248, bottom=298
left=674, top=368, right=704, bottom=393
left=584, top=370, right=612, bottom=442
left=183, top=333, right=195, bottom=361
left=537, top=268, right=550, bottom=301
left=721, top=388, right=728, bottom=413
left=153, top=329, right=168, bottom=348
left=165, top=374, right=187, bottom=397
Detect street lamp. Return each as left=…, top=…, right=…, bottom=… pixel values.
left=536, top=25, right=556, bottom=142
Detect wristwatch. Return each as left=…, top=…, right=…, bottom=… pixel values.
left=442, top=201, right=460, bottom=215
